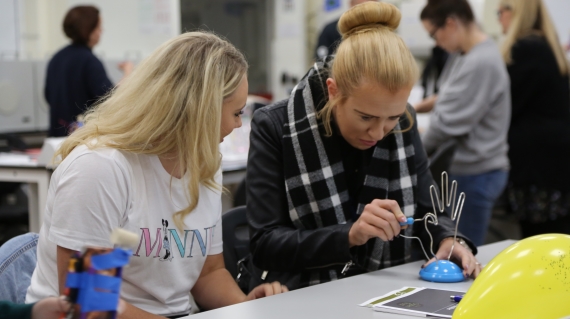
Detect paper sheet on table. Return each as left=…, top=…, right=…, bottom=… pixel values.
left=360, top=287, right=466, bottom=318
left=359, top=287, right=420, bottom=307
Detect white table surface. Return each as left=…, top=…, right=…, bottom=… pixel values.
left=0, top=163, right=51, bottom=233
left=185, top=240, right=516, bottom=319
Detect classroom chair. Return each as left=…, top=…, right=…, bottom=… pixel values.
left=222, top=206, right=250, bottom=293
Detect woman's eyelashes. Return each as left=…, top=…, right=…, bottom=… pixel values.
left=361, top=116, right=399, bottom=122
left=234, top=110, right=244, bottom=117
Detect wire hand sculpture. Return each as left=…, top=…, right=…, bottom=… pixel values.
left=400, top=172, right=466, bottom=262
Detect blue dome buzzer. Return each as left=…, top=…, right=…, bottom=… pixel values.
left=419, top=259, right=465, bottom=283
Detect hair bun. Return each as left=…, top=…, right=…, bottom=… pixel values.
left=338, top=1, right=401, bottom=37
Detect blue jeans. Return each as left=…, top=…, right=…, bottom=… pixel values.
left=449, top=170, right=508, bottom=247
left=0, top=233, right=39, bottom=303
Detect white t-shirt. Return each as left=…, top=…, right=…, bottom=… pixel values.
left=26, top=145, right=223, bottom=317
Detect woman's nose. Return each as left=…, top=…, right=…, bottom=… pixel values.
left=368, top=124, right=385, bottom=141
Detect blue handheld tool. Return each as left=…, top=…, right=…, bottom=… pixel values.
left=399, top=217, right=414, bottom=226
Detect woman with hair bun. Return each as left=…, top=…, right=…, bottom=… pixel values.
left=418, top=0, right=511, bottom=247
left=246, top=1, right=480, bottom=291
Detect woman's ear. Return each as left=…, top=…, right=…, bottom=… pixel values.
left=326, top=78, right=338, bottom=100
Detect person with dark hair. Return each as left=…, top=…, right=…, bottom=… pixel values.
left=45, top=5, right=133, bottom=137
left=314, top=0, right=375, bottom=60
left=498, top=0, right=570, bottom=237
left=418, top=0, right=511, bottom=246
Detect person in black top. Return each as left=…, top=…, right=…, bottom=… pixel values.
left=314, top=0, right=375, bottom=60
left=248, top=2, right=480, bottom=291
left=498, top=0, right=570, bottom=237
left=45, top=6, right=133, bottom=137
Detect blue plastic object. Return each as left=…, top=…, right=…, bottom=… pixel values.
left=399, top=217, right=414, bottom=226
left=66, top=273, right=122, bottom=312
left=419, top=259, right=465, bottom=283
left=64, top=247, right=132, bottom=314
left=91, top=248, right=132, bottom=270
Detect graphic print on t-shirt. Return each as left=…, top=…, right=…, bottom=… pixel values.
left=160, top=219, right=173, bottom=261
left=132, top=219, right=217, bottom=260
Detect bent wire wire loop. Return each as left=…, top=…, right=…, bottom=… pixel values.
left=400, top=172, right=466, bottom=261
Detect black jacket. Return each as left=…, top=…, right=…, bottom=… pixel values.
left=507, top=35, right=570, bottom=190
left=246, top=99, right=476, bottom=289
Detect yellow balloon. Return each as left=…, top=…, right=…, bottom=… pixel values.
left=453, top=234, right=570, bottom=319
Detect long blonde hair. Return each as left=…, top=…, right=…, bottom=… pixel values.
left=56, top=31, right=248, bottom=229
left=319, top=1, right=419, bottom=135
left=500, top=0, right=569, bottom=75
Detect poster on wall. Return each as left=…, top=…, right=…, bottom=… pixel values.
left=139, top=0, right=172, bottom=35
left=324, top=0, right=341, bottom=12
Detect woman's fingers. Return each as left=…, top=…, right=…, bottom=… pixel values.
left=363, top=203, right=401, bottom=239
left=467, top=260, right=482, bottom=278
left=373, top=199, right=407, bottom=235
left=374, top=199, right=406, bottom=221
left=422, top=256, right=437, bottom=268
left=270, top=281, right=287, bottom=294
left=360, top=221, right=389, bottom=242
left=349, top=199, right=409, bottom=246
left=448, top=240, right=481, bottom=278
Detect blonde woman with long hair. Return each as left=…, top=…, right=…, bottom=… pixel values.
left=246, top=1, right=480, bottom=291
left=26, top=32, right=287, bottom=318
left=498, top=0, right=570, bottom=237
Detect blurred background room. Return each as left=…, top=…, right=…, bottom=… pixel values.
left=1, top=0, right=569, bottom=246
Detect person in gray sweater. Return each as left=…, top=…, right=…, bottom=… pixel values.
left=417, top=0, right=511, bottom=246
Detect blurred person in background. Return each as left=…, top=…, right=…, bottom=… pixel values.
left=498, top=0, right=570, bottom=237
left=314, top=0, right=376, bottom=60
left=418, top=0, right=511, bottom=246
left=45, top=5, right=133, bottom=137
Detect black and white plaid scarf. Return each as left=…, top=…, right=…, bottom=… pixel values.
left=282, top=57, right=417, bottom=284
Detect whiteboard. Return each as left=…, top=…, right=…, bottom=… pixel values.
left=0, top=61, right=37, bottom=133
left=65, top=0, right=180, bottom=59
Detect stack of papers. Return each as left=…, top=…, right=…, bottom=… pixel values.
left=360, top=287, right=466, bottom=318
